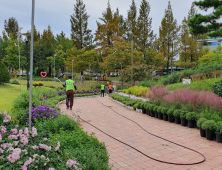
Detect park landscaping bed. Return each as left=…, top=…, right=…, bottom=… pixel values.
left=109, top=90, right=222, bottom=143
left=0, top=87, right=110, bottom=170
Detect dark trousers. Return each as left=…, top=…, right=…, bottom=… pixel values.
left=66, top=90, right=74, bottom=108
left=101, top=90, right=105, bottom=97
left=109, top=89, right=112, bottom=93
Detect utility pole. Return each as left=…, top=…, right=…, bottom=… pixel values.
left=131, top=41, right=133, bottom=87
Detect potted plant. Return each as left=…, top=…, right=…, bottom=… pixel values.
left=153, top=106, right=159, bottom=118
left=186, top=112, right=197, bottom=128
left=197, top=118, right=207, bottom=137
left=141, top=102, right=147, bottom=114
left=173, top=109, right=181, bottom=124
left=148, top=104, right=155, bottom=117
left=144, top=103, right=150, bottom=116
left=157, top=106, right=163, bottom=120
left=161, top=107, right=169, bottom=121
left=167, top=108, right=174, bottom=122
left=216, top=121, right=222, bottom=143
left=201, top=120, right=216, bottom=140
left=180, top=111, right=188, bottom=126
left=133, top=103, right=138, bottom=110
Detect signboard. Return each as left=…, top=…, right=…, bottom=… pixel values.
left=182, top=79, right=191, bottom=84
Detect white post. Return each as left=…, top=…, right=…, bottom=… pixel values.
left=29, top=0, right=35, bottom=131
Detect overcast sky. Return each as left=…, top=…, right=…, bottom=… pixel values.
left=1, top=0, right=200, bottom=39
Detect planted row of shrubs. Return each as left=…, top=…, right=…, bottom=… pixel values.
left=109, top=93, right=222, bottom=143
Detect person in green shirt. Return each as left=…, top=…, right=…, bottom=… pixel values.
left=63, top=75, right=77, bottom=110
left=100, top=82, right=105, bottom=97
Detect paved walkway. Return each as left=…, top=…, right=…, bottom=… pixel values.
left=59, top=96, right=222, bottom=170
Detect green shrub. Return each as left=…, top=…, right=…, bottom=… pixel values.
left=173, top=109, right=181, bottom=117
left=157, top=106, right=162, bottom=113
left=197, top=118, right=207, bottom=128
left=148, top=104, right=156, bottom=111
left=180, top=110, right=188, bottom=119
left=161, top=107, right=169, bottom=114
left=167, top=108, right=174, bottom=115
left=0, top=61, right=10, bottom=84
left=200, top=108, right=222, bottom=122
left=212, top=79, right=222, bottom=97
left=133, top=104, right=138, bottom=110
left=153, top=106, right=159, bottom=112
left=186, top=112, right=197, bottom=121
left=201, top=120, right=216, bottom=131
left=216, top=121, right=222, bottom=134
left=144, top=103, right=150, bottom=110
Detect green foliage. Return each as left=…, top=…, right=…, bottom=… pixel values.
left=166, top=108, right=174, bottom=116
left=200, top=107, right=222, bottom=122
left=201, top=120, right=216, bottom=131
left=157, top=106, right=162, bottom=113
left=0, top=61, right=10, bottom=83
left=197, top=118, right=207, bottom=128
left=173, top=109, right=181, bottom=117
left=148, top=104, right=156, bottom=111
left=161, top=107, right=169, bottom=114
left=186, top=112, right=197, bottom=121
left=216, top=121, right=222, bottom=134
left=153, top=106, right=159, bottom=112
left=126, top=86, right=148, bottom=97
left=180, top=110, right=188, bottom=119
left=211, top=79, right=222, bottom=97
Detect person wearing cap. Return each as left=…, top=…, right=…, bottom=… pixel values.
left=101, top=82, right=105, bottom=97
left=63, top=75, right=77, bottom=110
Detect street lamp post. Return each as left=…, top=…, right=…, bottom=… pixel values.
left=119, top=62, right=122, bottom=90
left=131, top=41, right=133, bottom=87
left=26, top=40, right=29, bottom=90
left=28, top=0, right=35, bottom=131
left=72, top=60, right=74, bottom=79
left=17, top=27, right=23, bottom=94
left=89, top=64, right=91, bottom=89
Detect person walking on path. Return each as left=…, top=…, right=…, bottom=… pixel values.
left=108, top=83, right=113, bottom=94
left=63, top=75, right=77, bottom=110
left=101, top=82, right=105, bottom=97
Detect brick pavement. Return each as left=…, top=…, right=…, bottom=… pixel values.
left=59, top=96, right=222, bottom=170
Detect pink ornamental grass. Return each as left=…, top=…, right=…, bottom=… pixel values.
left=163, top=89, right=222, bottom=110
left=148, top=86, right=168, bottom=101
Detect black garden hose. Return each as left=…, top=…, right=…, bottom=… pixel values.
left=71, top=97, right=206, bottom=165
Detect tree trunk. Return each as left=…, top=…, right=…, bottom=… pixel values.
left=48, top=66, right=51, bottom=77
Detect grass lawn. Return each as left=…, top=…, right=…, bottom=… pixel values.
left=0, top=84, right=27, bottom=114
left=166, top=78, right=220, bottom=91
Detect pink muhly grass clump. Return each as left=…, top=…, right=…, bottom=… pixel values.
left=148, top=86, right=168, bottom=101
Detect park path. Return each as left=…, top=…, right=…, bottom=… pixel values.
left=58, top=95, right=222, bottom=170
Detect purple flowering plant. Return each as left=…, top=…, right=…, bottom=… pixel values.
left=26, top=105, right=60, bottom=122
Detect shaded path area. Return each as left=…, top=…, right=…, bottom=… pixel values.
left=59, top=96, right=222, bottom=170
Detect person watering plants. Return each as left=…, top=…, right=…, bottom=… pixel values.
left=63, top=75, right=77, bottom=110
left=101, top=82, right=105, bottom=97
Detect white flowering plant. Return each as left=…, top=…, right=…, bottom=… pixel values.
left=0, top=111, right=82, bottom=170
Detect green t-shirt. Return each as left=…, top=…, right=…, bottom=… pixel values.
left=101, top=84, right=105, bottom=90
left=66, top=79, right=75, bottom=91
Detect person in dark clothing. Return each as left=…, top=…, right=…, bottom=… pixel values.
left=101, top=82, right=105, bottom=97
left=63, top=75, right=77, bottom=110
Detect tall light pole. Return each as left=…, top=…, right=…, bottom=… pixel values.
left=89, top=64, right=91, bottom=89
left=16, top=27, right=23, bottom=94
left=119, top=62, right=122, bottom=90
left=72, top=59, right=74, bottom=79
left=29, top=0, right=35, bottom=131
left=131, top=41, right=133, bottom=87
left=54, top=55, right=56, bottom=77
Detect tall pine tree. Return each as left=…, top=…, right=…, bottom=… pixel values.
left=3, top=17, right=19, bottom=39
left=70, top=0, right=92, bottom=49
left=126, top=0, right=137, bottom=43
left=136, top=0, right=155, bottom=58
left=158, top=1, right=180, bottom=74
left=94, top=1, right=122, bottom=53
